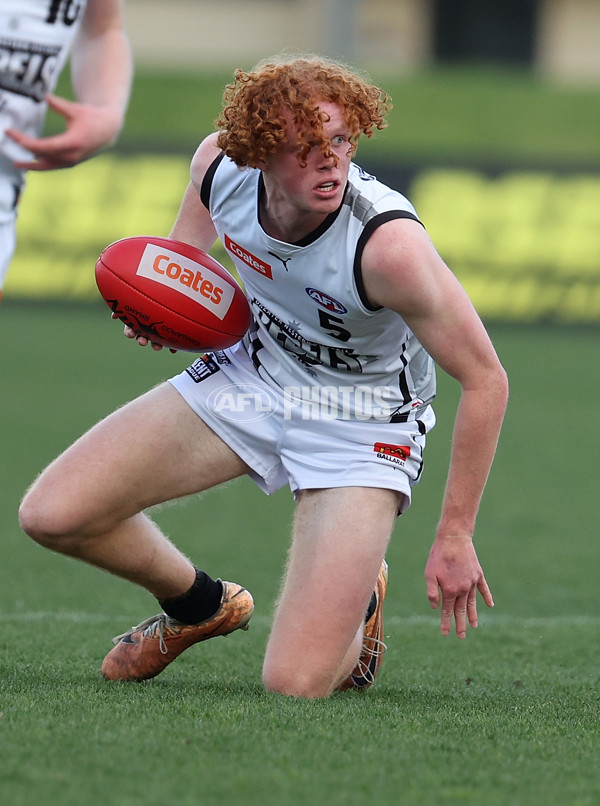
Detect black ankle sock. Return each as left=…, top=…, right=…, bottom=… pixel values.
left=365, top=591, right=377, bottom=623
left=159, top=569, right=223, bottom=624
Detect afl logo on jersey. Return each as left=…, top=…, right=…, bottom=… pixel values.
left=306, top=288, right=348, bottom=314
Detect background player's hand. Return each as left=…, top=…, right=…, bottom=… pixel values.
left=5, top=93, right=122, bottom=171
left=424, top=534, right=494, bottom=639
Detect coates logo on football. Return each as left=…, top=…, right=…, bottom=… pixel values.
left=225, top=234, right=273, bottom=279
left=207, top=383, right=279, bottom=422
left=136, top=243, right=234, bottom=320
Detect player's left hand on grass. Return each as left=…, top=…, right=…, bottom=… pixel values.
left=5, top=93, right=122, bottom=171
left=424, top=534, right=494, bottom=639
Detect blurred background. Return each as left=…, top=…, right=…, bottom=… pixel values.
left=4, top=0, right=600, bottom=324
left=2, top=0, right=599, bottom=624
left=123, top=0, right=600, bottom=81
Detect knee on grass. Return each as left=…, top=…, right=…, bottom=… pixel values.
left=262, top=663, right=336, bottom=700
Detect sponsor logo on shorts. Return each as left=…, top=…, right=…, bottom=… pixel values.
left=208, top=383, right=279, bottom=422
left=305, top=288, right=348, bottom=314
left=373, top=442, right=411, bottom=465
left=225, top=235, right=273, bottom=279
left=186, top=354, right=220, bottom=383
left=136, top=243, right=234, bottom=320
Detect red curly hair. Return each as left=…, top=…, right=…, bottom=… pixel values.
left=215, top=54, right=391, bottom=168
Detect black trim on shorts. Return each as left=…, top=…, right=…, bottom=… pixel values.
left=200, top=152, right=225, bottom=210
left=397, top=343, right=411, bottom=410
left=414, top=418, right=426, bottom=481
left=353, top=211, right=423, bottom=311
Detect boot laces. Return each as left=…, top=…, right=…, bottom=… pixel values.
left=353, top=635, right=387, bottom=685
left=111, top=613, right=183, bottom=655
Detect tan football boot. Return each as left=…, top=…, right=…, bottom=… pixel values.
left=101, top=581, right=254, bottom=681
left=336, top=560, right=388, bottom=692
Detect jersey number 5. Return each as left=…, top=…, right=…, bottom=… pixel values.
left=318, top=310, right=351, bottom=342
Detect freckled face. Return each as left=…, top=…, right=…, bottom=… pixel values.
left=261, top=102, right=353, bottom=230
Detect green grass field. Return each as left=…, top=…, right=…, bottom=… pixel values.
left=1, top=302, right=598, bottom=806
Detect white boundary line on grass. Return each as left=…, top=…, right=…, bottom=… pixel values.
left=1, top=611, right=599, bottom=628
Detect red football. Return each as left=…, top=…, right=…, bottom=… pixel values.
left=95, top=236, right=251, bottom=352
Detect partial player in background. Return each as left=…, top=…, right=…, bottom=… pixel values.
left=0, top=0, right=132, bottom=302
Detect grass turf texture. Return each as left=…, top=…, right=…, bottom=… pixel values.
left=1, top=300, right=599, bottom=806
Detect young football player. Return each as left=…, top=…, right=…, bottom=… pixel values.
left=19, top=55, right=508, bottom=698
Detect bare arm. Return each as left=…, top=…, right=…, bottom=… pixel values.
left=126, top=134, right=222, bottom=349
left=6, top=0, right=132, bottom=170
left=362, top=219, right=509, bottom=638
left=169, top=133, right=222, bottom=250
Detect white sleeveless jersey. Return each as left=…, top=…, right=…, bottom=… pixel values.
left=202, top=155, right=436, bottom=423
left=0, top=0, right=87, bottom=219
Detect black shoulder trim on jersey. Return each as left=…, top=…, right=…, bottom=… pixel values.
left=353, top=211, right=423, bottom=311
left=257, top=174, right=265, bottom=228
left=200, top=152, right=225, bottom=210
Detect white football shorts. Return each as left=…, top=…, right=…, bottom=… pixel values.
left=169, top=341, right=436, bottom=514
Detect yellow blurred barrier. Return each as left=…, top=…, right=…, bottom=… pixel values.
left=7, top=153, right=191, bottom=300
left=6, top=154, right=600, bottom=324
left=411, top=168, right=600, bottom=324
